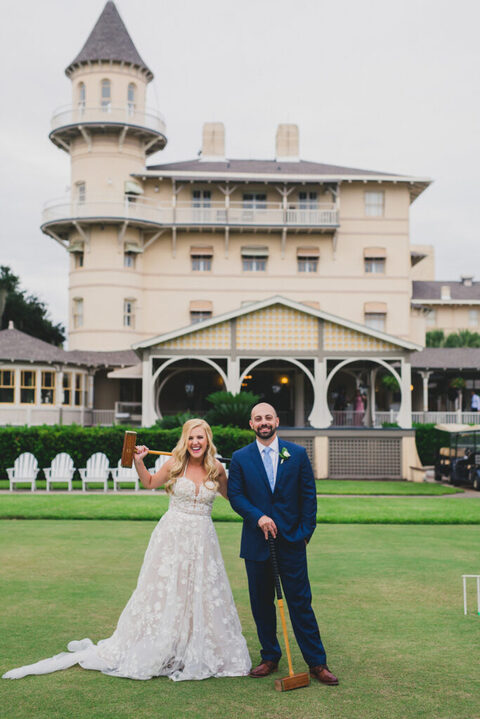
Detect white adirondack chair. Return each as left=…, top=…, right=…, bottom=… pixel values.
left=154, top=454, right=170, bottom=473
left=79, top=452, right=110, bottom=492
left=7, top=452, right=39, bottom=491
left=43, top=453, right=75, bottom=492
left=216, top=453, right=229, bottom=478
left=112, top=459, right=139, bottom=492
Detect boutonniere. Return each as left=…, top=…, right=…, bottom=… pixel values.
left=279, top=447, right=291, bottom=464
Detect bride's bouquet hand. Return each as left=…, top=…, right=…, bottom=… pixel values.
left=134, top=445, right=149, bottom=462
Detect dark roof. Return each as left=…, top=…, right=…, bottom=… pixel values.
left=411, top=348, right=480, bottom=369
left=147, top=157, right=398, bottom=177
left=0, top=328, right=136, bottom=368
left=66, top=1, right=153, bottom=81
left=412, top=280, right=480, bottom=301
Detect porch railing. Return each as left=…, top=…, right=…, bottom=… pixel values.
left=374, top=411, right=480, bottom=426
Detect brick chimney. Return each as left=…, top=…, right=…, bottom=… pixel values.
left=275, top=124, right=299, bottom=162
left=200, top=122, right=225, bottom=162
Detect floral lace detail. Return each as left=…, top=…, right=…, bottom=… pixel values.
left=3, top=476, right=251, bottom=682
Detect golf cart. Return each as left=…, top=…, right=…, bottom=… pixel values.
left=434, top=424, right=480, bottom=490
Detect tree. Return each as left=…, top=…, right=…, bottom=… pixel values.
left=0, top=266, right=65, bottom=346
left=426, top=328, right=480, bottom=348
left=204, top=391, right=260, bottom=428
left=425, top=330, right=445, bottom=347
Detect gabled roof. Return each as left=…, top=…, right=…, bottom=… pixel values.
left=66, top=1, right=153, bottom=81
left=141, top=159, right=431, bottom=201
left=133, top=295, right=422, bottom=352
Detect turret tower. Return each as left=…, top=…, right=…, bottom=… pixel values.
left=42, top=1, right=167, bottom=350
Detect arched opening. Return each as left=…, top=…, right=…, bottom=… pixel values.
left=155, top=359, right=225, bottom=419
left=326, top=358, right=402, bottom=427
left=240, top=359, right=314, bottom=427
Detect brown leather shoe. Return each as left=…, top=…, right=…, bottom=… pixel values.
left=310, top=664, right=339, bottom=685
left=249, top=660, right=279, bottom=677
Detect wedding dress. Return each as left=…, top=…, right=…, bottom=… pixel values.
left=3, top=476, right=251, bottom=681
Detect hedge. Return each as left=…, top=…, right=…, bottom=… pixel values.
left=0, top=423, right=452, bottom=478
left=0, top=425, right=254, bottom=479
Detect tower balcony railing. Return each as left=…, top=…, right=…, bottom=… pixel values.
left=42, top=197, right=339, bottom=230
left=50, top=104, right=166, bottom=136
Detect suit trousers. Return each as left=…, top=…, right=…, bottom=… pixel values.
left=244, top=536, right=327, bottom=667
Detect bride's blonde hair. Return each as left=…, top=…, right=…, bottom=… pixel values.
left=165, top=418, right=219, bottom=494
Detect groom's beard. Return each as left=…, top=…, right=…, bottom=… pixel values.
left=254, top=425, right=276, bottom=440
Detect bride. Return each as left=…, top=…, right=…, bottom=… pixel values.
left=3, top=419, right=251, bottom=681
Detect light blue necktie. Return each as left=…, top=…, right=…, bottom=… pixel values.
left=262, top=446, right=275, bottom=492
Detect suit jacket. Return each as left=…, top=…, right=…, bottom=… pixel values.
left=227, top=438, right=317, bottom=561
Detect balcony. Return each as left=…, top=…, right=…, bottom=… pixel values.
left=41, top=198, right=339, bottom=235
left=49, top=104, right=167, bottom=155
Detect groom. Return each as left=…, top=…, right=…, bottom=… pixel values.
left=228, top=403, right=338, bottom=685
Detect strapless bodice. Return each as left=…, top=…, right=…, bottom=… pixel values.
left=167, top=476, right=216, bottom=517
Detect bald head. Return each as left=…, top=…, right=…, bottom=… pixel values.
left=250, top=403, right=279, bottom=444
left=251, top=402, right=277, bottom=420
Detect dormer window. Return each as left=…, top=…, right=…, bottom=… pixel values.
left=441, top=285, right=451, bottom=300
left=101, top=79, right=111, bottom=110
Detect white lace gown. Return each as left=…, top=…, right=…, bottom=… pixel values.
left=3, top=477, right=251, bottom=681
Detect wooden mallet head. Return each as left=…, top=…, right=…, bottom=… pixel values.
left=121, top=431, right=137, bottom=468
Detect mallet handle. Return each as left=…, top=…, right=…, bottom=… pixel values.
left=146, top=450, right=172, bottom=457
left=268, top=535, right=294, bottom=678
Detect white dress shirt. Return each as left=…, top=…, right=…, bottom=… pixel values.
left=256, top=436, right=280, bottom=479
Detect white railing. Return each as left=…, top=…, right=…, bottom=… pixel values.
left=42, top=198, right=339, bottom=229
left=51, top=104, right=166, bottom=136
left=114, top=401, right=142, bottom=426
left=374, top=411, right=480, bottom=426
left=92, top=409, right=115, bottom=426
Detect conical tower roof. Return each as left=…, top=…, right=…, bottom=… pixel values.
left=65, top=1, right=153, bottom=81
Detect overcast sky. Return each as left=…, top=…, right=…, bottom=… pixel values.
left=1, top=0, right=479, bottom=330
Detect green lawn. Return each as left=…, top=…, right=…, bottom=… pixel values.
left=1, top=493, right=480, bottom=524
left=0, top=478, right=462, bottom=495
left=1, top=521, right=479, bottom=719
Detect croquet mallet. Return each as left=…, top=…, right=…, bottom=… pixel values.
left=121, top=430, right=172, bottom=468
left=268, top=534, right=310, bottom=692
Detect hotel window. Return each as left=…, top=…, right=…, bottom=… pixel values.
left=63, top=373, right=72, bottom=405
left=364, top=313, right=386, bottom=331
left=190, top=301, right=212, bottom=323
left=364, top=247, right=386, bottom=273
left=77, top=82, right=86, bottom=109
left=298, top=192, right=318, bottom=208
left=364, top=302, right=387, bottom=331
left=73, top=298, right=83, bottom=328
left=74, top=252, right=84, bottom=268
left=74, top=374, right=83, bottom=406
left=20, top=370, right=36, bottom=404
left=124, top=299, right=136, bottom=328
left=364, top=191, right=384, bottom=217
left=297, top=247, right=319, bottom=273
left=243, top=193, right=267, bottom=209
left=242, top=247, right=268, bottom=272
left=0, top=370, right=14, bottom=403
left=469, top=309, right=479, bottom=327
left=127, top=83, right=136, bottom=113
left=426, top=309, right=436, bottom=326
left=101, top=79, right=111, bottom=110
left=76, top=182, right=86, bottom=204
left=124, top=252, right=136, bottom=269
left=192, top=190, right=211, bottom=207
left=41, top=371, right=55, bottom=405
left=191, top=246, right=213, bottom=272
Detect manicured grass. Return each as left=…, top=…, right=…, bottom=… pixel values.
left=1, top=493, right=480, bottom=524
left=1, top=521, right=478, bottom=719
left=0, top=477, right=461, bottom=495
left=315, top=479, right=460, bottom=495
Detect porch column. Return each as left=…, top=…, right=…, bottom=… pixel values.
left=141, top=355, right=156, bottom=426
left=396, top=359, right=412, bottom=429
left=367, top=368, right=378, bottom=427
left=308, top=359, right=332, bottom=428
left=87, top=373, right=95, bottom=409
left=56, top=368, right=64, bottom=425
left=419, top=370, right=432, bottom=412
left=225, top=357, right=241, bottom=394
left=294, top=371, right=305, bottom=426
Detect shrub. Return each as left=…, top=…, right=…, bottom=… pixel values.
left=204, top=391, right=260, bottom=428
left=156, top=411, right=199, bottom=429
left=0, top=424, right=255, bottom=477
left=413, top=423, right=450, bottom=465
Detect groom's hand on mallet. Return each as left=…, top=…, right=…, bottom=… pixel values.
left=258, top=515, right=277, bottom=540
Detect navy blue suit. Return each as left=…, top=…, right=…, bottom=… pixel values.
left=228, top=439, right=327, bottom=666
